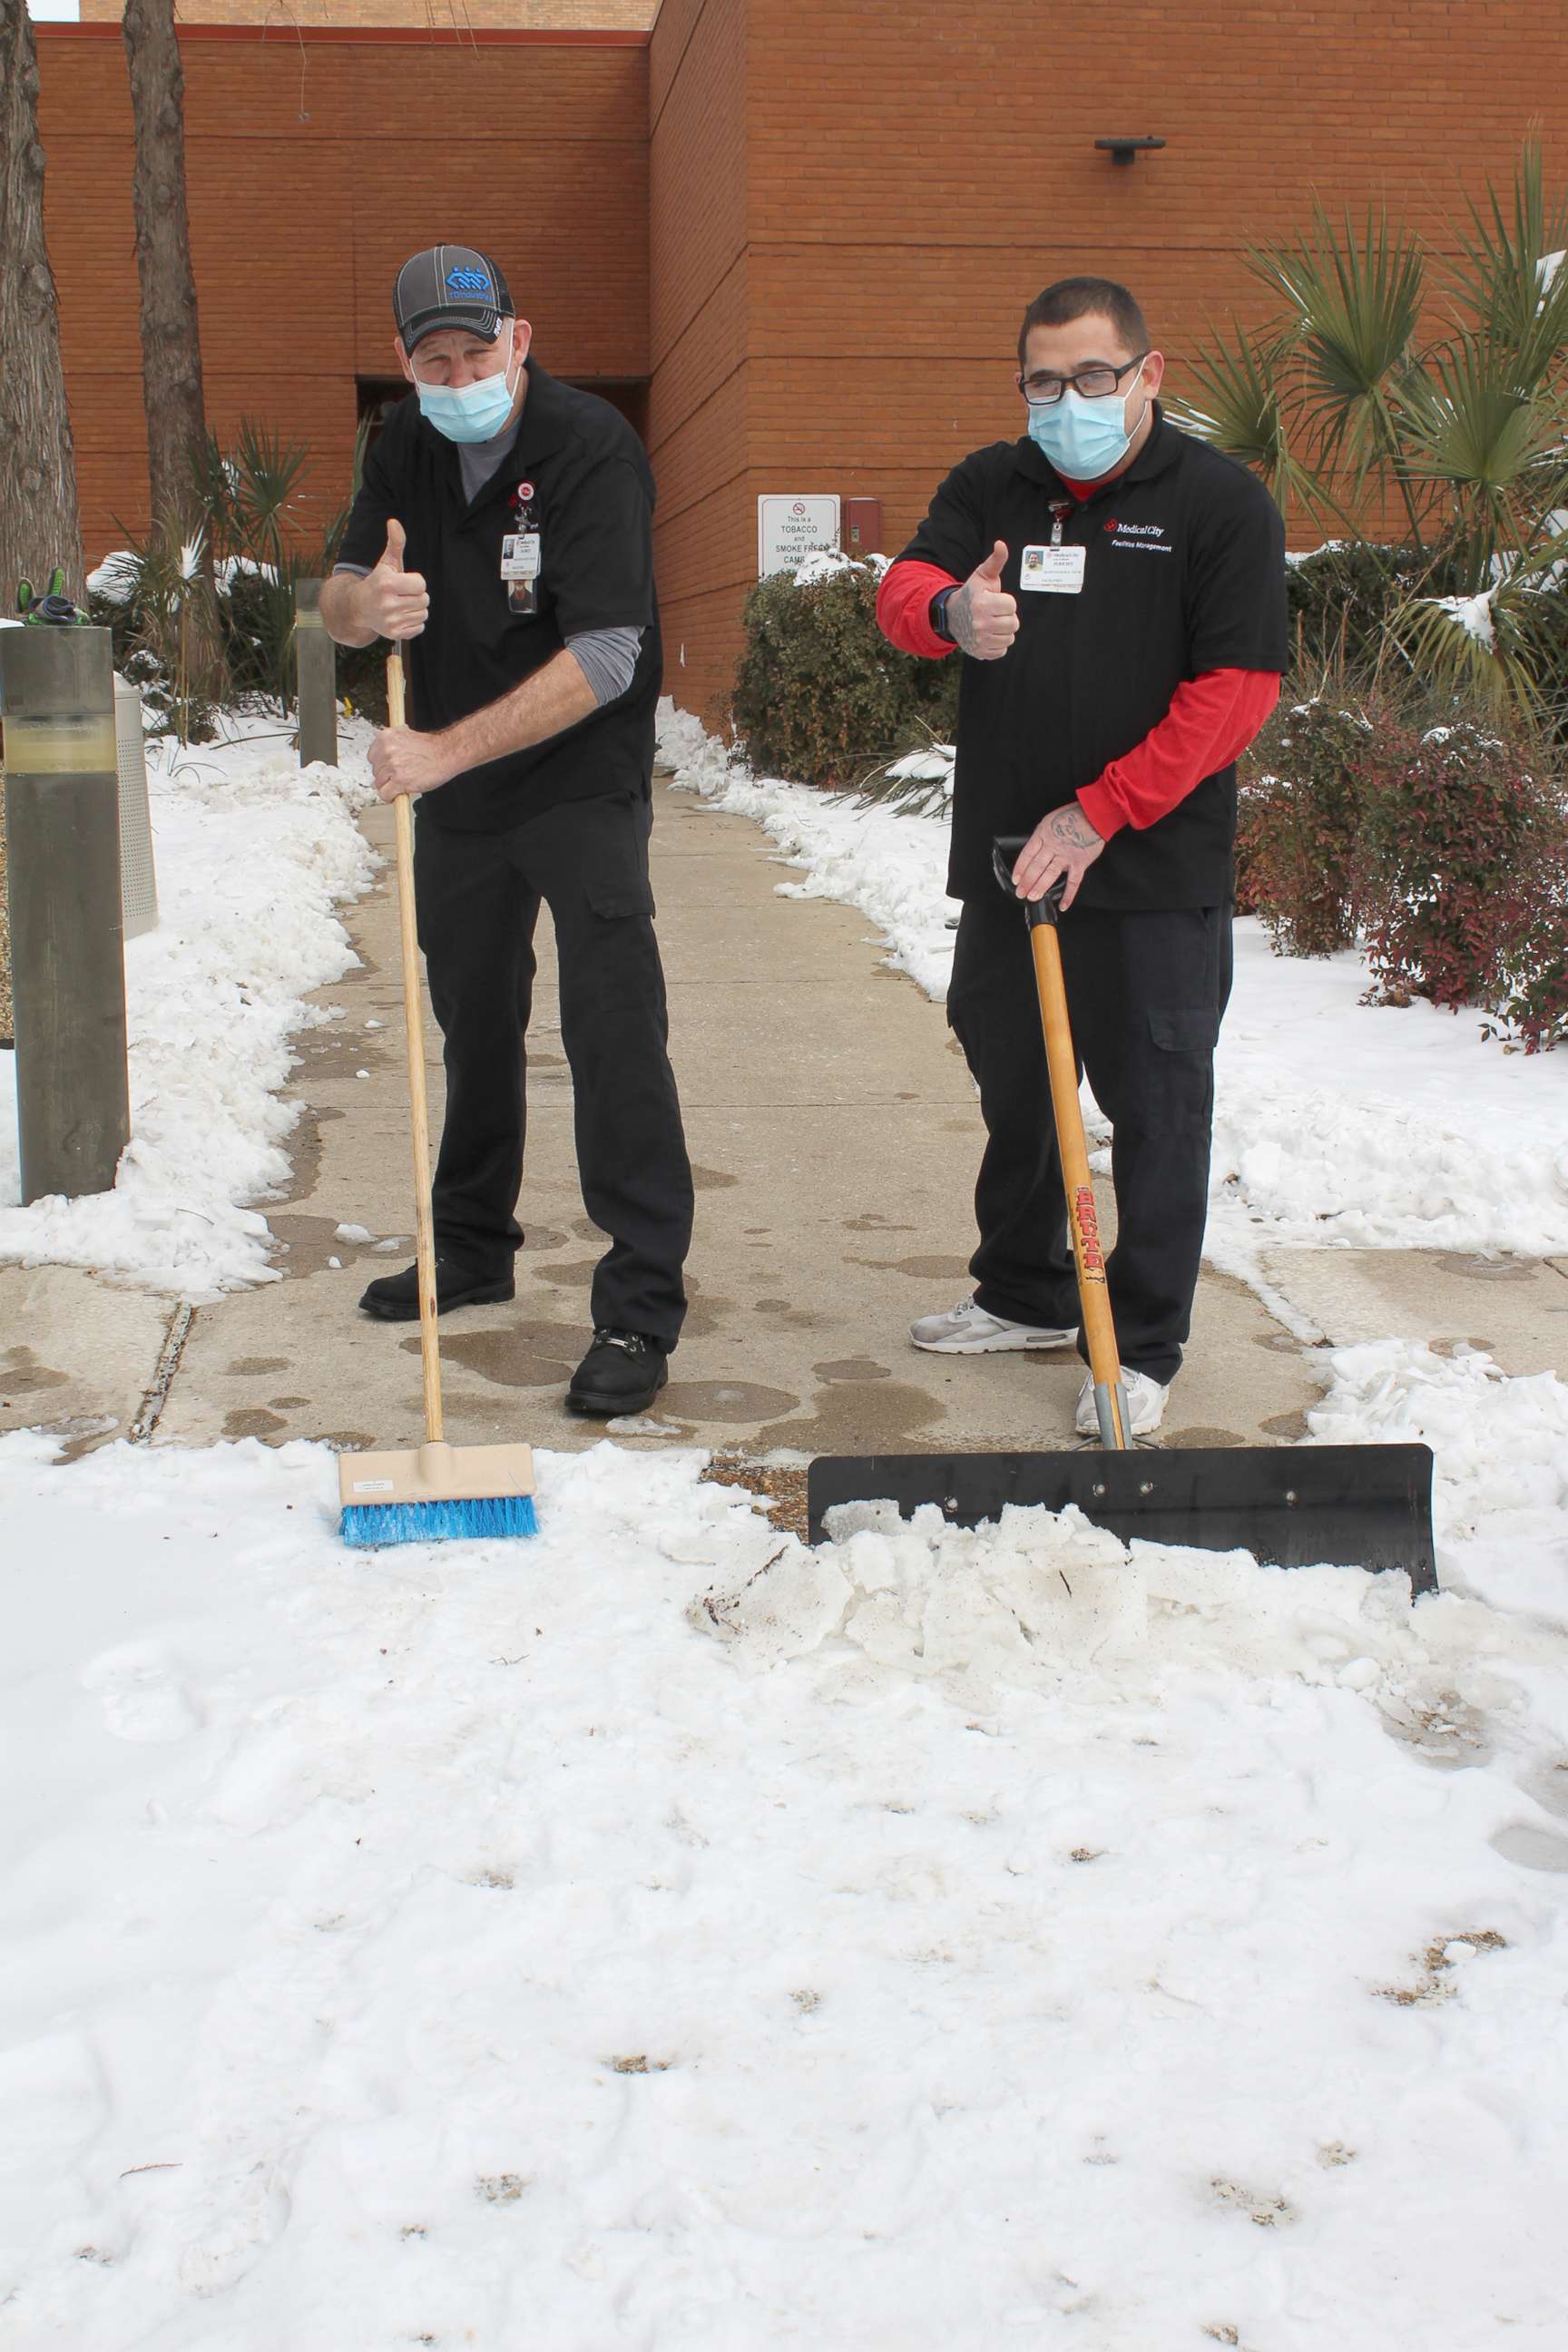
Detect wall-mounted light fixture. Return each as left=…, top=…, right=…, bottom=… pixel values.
left=1094, top=136, right=1167, bottom=167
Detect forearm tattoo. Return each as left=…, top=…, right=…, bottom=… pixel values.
left=946, top=583, right=984, bottom=656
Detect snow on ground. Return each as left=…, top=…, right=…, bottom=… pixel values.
left=659, top=702, right=1568, bottom=1270
left=3, top=1337, right=1567, bottom=2348
left=0, top=717, right=377, bottom=1300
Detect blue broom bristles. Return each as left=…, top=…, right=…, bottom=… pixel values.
left=339, top=1493, right=539, bottom=1549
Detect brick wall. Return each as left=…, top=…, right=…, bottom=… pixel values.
left=646, top=0, right=750, bottom=713
left=36, top=23, right=649, bottom=561
left=77, top=4, right=658, bottom=26
left=36, top=4, right=1568, bottom=729
left=656, top=0, right=1568, bottom=725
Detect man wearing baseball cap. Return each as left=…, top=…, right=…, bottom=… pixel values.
left=319, top=244, right=692, bottom=1418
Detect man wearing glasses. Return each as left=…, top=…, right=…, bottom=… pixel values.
left=320, top=245, right=692, bottom=1420
left=877, top=277, right=1286, bottom=1436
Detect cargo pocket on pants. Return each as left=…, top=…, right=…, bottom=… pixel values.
left=585, top=875, right=655, bottom=922
left=1146, top=1006, right=1220, bottom=1133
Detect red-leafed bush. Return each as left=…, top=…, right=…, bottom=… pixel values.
left=1479, top=896, right=1568, bottom=1054
left=1356, top=720, right=1568, bottom=1020
left=1235, top=697, right=1373, bottom=955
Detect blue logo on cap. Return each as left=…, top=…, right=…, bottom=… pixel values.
left=446, top=268, right=493, bottom=295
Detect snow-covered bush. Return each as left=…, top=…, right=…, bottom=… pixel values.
left=86, top=414, right=387, bottom=733
left=731, top=553, right=958, bottom=789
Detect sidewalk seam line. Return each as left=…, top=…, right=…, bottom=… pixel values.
left=130, top=1302, right=197, bottom=1446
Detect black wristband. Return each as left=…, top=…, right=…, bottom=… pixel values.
left=929, top=585, right=959, bottom=642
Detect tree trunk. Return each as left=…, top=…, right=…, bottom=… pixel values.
left=0, top=0, right=85, bottom=607
left=121, top=0, right=224, bottom=696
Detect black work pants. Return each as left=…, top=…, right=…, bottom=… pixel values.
left=411, top=791, right=692, bottom=1349
left=946, top=893, right=1233, bottom=1386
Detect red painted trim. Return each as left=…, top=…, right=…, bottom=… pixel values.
left=34, top=22, right=649, bottom=47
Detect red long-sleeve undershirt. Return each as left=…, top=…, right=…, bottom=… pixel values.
left=874, top=554, right=1280, bottom=838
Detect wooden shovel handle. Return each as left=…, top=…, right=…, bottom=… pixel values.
left=1028, top=921, right=1127, bottom=1440
left=387, top=650, right=444, bottom=1444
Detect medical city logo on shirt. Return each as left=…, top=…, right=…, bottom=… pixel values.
left=1106, top=519, right=1173, bottom=553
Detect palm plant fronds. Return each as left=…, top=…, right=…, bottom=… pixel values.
left=1166, top=324, right=1310, bottom=514
left=1391, top=553, right=1567, bottom=723
left=1251, top=209, right=1426, bottom=446
left=1443, top=132, right=1568, bottom=384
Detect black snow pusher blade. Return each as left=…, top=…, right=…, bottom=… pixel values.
left=813, top=837, right=1440, bottom=1597
left=807, top=1445, right=1437, bottom=1594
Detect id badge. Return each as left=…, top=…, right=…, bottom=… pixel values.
left=501, top=532, right=541, bottom=583
left=1019, top=543, right=1086, bottom=594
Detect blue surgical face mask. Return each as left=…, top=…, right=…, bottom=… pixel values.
left=1027, top=381, right=1148, bottom=480
left=415, top=353, right=520, bottom=445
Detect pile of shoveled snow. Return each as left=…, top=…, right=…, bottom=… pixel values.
left=693, top=1341, right=1568, bottom=1705
left=5, top=1344, right=1565, bottom=2347
left=0, top=718, right=376, bottom=1298
left=658, top=700, right=1568, bottom=1266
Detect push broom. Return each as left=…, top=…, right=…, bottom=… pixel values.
left=338, top=645, right=537, bottom=1547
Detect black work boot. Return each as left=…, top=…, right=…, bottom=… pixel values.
left=565, top=1329, right=669, bottom=1416
left=358, top=1254, right=514, bottom=1322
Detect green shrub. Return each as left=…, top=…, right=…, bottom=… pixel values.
left=731, top=556, right=958, bottom=789
left=1284, top=544, right=1411, bottom=675
left=1236, top=696, right=1375, bottom=954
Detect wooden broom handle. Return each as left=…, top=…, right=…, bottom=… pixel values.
left=387, top=649, right=445, bottom=1444
left=1028, top=920, right=1127, bottom=1439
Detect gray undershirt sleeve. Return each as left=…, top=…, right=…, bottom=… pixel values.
left=566, top=625, right=642, bottom=706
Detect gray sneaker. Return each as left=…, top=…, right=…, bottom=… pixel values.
left=1075, top=1367, right=1169, bottom=1436
left=910, top=1298, right=1076, bottom=1354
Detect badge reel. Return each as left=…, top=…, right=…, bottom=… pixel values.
left=504, top=479, right=542, bottom=615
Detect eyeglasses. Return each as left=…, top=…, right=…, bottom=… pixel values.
left=1017, top=352, right=1150, bottom=407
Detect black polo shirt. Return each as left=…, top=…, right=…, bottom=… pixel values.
left=337, top=360, right=661, bottom=834
left=897, top=407, right=1288, bottom=907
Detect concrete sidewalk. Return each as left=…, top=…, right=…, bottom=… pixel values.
left=5, top=776, right=1567, bottom=1466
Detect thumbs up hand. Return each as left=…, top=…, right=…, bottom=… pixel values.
left=946, top=540, right=1018, bottom=660
left=359, top=518, right=429, bottom=642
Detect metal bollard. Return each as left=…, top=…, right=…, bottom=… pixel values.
left=0, top=626, right=131, bottom=1204
left=295, top=578, right=338, bottom=769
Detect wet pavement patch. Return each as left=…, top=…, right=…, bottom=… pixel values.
left=750, top=1377, right=946, bottom=1454
left=660, top=1381, right=801, bottom=1423
left=401, top=1329, right=574, bottom=1389
left=222, top=1407, right=287, bottom=1437
left=847, top=1253, right=971, bottom=1281
left=1, top=1348, right=70, bottom=1396
left=268, top=1214, right=362, bottom=1278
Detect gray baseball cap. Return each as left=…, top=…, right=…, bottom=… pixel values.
left=393, top=244, right=514, bottom=351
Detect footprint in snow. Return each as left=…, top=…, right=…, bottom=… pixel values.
left=79, top=1642, right=203, bottom=1744
left=170, top=2163, right=292, bottom=2297
left=1489, top=1821, right=1568, bottom=1874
